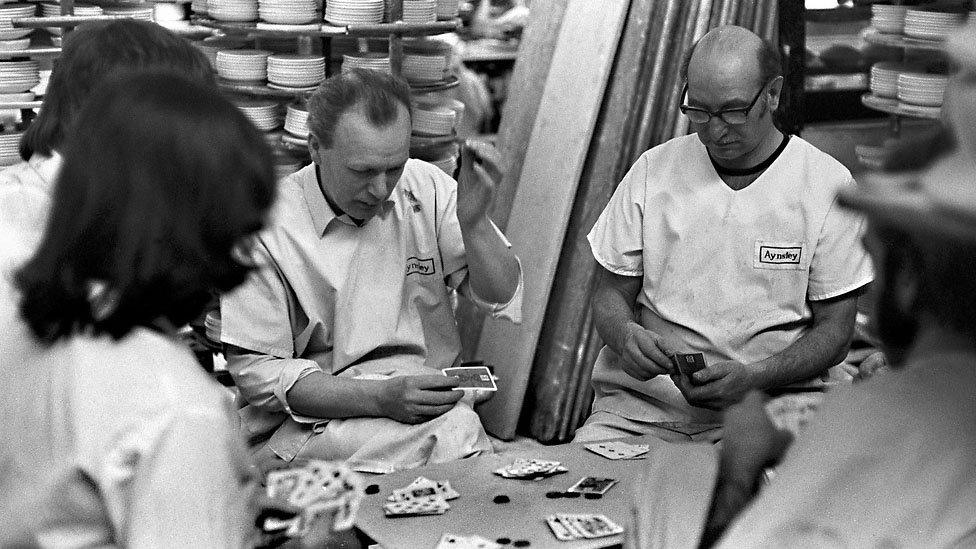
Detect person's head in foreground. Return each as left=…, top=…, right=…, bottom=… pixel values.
left=305, top=68, right=413, bottom=222
left=19, top=19, right=214, bottom=161
left=838, top=20, right=976, bottom=364
left=16, top=71, right=275, bottom=343
left=681, top=25, right=784, bottom=168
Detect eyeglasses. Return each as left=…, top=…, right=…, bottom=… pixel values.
left=679, top=81, right=768, bottom=125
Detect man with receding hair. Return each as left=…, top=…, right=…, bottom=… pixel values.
left=576, top=25, right=872, bottom=440
left=220, top=69, right=522, bottom=472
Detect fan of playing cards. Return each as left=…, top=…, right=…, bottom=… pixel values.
left=384, top=476, right=459, bottom=517
left=263, top=460, right=364, bottom=537
left=546, top=514, right=624, bottom=541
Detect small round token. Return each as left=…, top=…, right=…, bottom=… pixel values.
left=512, top=541, right=531, bottom=547
left=544, top=491, right=563, bottom=499
left=495, top=538, right=511, bottom=545
left=562, top=491, right=580, bottom=498
left=364, top=484, right=380, bottom=495
left=583, top=492, right=603, bottom=500
left=493, top=494, right=511, bottom=504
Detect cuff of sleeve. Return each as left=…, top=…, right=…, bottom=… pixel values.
left=466, top=256, right=524, bottom=324
left=274, top=361, right=324, bottom=423
left=808, top=275, right=873, bottom=301
left=590, top=247, right=643, bottom=277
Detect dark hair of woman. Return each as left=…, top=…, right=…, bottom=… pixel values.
left=16, top=71, right=276, bottom=344
left=19, top=19, right=215, bottom=160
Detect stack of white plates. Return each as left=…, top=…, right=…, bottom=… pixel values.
left=412, top=103, right=455, bottom=136
left=236, top=98, right=281, bottom=131
left=401, top=0, right=435, bottom=23
left=42, top=3, right=101, bottom=35
left=0, top=3, right=35, bottom=40
left=216, top=49, right=270, bottom=81
left=0, top=60, right=39, bottom=93
left=0, top=131, right=21, bottom=166
left=324, top=0, right=384, bottom=25
left=194, top=35, right=248, bottom=65
left=208, top=0, right=258, bottom=22
left=259, top=0, right=316, bottom=24
left=903, top=9, right=966, bottom=40
left=0, top=38, right=29, bottom=50
left=341, top=52, right=391, bottom=74
left=267, top=54, right=325, bottom=88
left=32, top=68, right=50, bottom=96
left=897, top=72, right=948, bottom=106
left=870, top=62, right=914, bottom=98
left=103, top=6, right=155, bottom=21
left=401, top=53, right=449, bottom=83
left=435, top=0, right=458, bottom=20
left=871, top=4, right=907, bottom=34
left=191, top=0, right=208, bottom=15
left=284, top=103, right=310, bottom=137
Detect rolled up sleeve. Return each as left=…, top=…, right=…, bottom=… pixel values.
left=225, top=351, right=328, bottom=425
left=452, top=255, right=524, bottom=324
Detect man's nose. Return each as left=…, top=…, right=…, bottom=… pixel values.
left=707, top=116, right=728, bottom=139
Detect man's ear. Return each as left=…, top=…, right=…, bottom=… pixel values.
left=767, top=75, right=784, bottom=112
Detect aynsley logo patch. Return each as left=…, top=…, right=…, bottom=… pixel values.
left=406, top=256, right=435, bottom=276
left=759, top=246, right=802, bottom=264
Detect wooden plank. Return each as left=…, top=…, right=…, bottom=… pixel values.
left=474, top=0, right=630, bottom=440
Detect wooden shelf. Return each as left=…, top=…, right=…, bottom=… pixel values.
left=192, top=16, right=459, bottom=38
left=863, top=28, right=947, bottom=52
left=860, top=93, right=942, bottom=119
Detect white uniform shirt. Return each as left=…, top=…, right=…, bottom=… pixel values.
left=587, top=134, right=873, bottom=421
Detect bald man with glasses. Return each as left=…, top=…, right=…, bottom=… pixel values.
left=575, top=25, right=873, bottom=441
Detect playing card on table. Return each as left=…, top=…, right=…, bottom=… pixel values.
left=390, top=476, right=459, bottom=501
left=584, top=440, right=650, bottom=460
left=557, top=514, right=624, bottom=539
left=434, top=533, right=503, bottom=549
left=546, top=515, right=581, bottom=541
left=671, top=352, right=707, bottom=377
left=442, top=366, right=498, bottom=391
left=566, top=476, right=618, bottom=495
left=493, top=458, right=564, bottom=479
left=382, top=495, right=449, bottom=517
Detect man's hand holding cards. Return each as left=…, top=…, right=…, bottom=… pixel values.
left=670, top=352, right=707, bottom=383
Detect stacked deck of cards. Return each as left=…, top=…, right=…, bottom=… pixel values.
left=584, top=440, right=650, bottom=460
left=267, top=54, right=325, bottom=89
left=383, top=476, right=458, bottom=517
left=436, top=0, right=459, bottom=20
left=236, top=98, right=282, bottom=131
left=401, top=0, right=436, bottom=23
left=671, top=352, right=707, bottom=378
left=324, top=0, right=384, bottom=25
left=216, top=49, right=271, bottom=82
left=264, top=459, right=365, bottom=536
left=0, top=60, right=39, bottom=94
left=0, top=3, right=34, bottom=41
left=494, top=458, right=567, bottom=480
left=341, top=52, right=392, bottom=74
left=284, top=103, right=310, bottom=137
left=545, top=514, right=624, bottom=542
left=258, top=0, right=316, bottom=24
left=208, top=0, right=258, bottom=22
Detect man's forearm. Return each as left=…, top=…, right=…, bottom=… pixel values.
left=460, top=216, right=519, bottom=304
left=749, top=309, right=854, bottom=390
left=592, top=289, right=639, bottom=355
left=287, top=370, right=387, bottom=419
